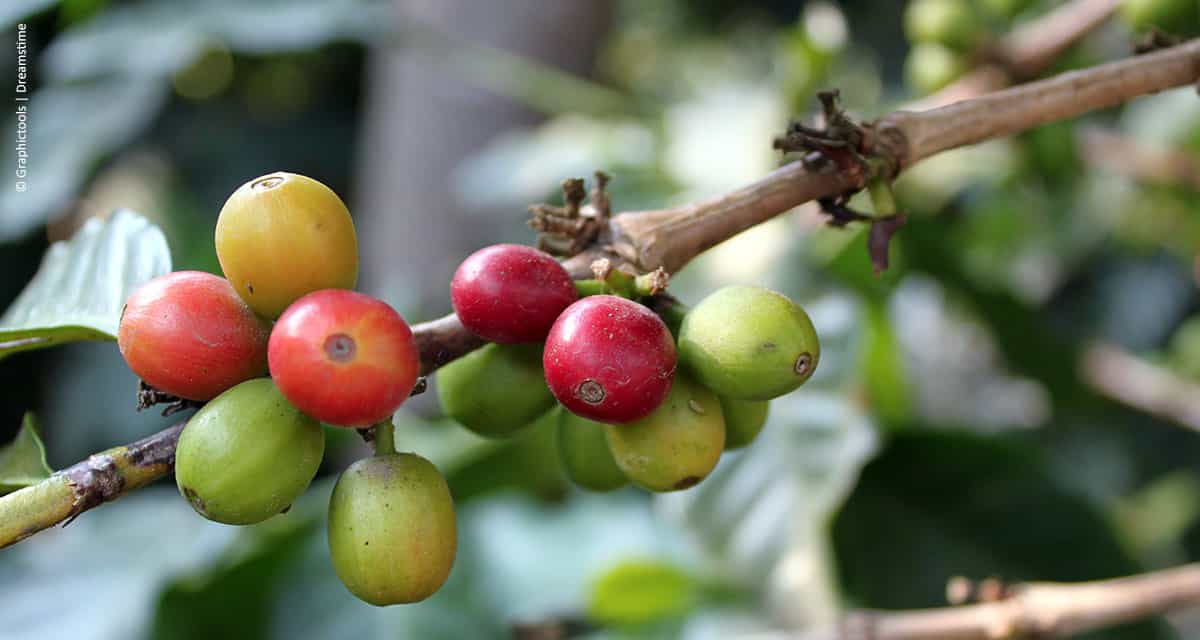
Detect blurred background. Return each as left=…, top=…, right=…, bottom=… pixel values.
left=2, top=0, right=1200, bottom=638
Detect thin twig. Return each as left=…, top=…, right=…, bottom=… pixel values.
left=914, top=0, right=1120, bottom=110
left=887, top=40, right=1200, bottom=168
left=1080, top=126, right=1200, bottom=189
left=1081, top=342, right=1200, bottom=432
left=0, top=422, right=184, bottom=548
left=614, top=39, right=1200, bottom=272
left=995, top=0, right=1120, bottom=79
left=794, top=564, right=1200, bottom=640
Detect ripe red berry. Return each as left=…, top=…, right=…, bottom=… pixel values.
left=543, top=295, right=676, bottom=424
left=118, top=271, right=269, bottom=401
left=450, top=244, right=577, bottom=343
left=268, top=289, right=419, bottom=427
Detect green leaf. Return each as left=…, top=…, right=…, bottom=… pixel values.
left=447, top=406, right=568, bottom=502
left=151, top=515, right=322, bottom=640
left=0, top=413, right=51, bottom=494
left=0, top=209, right=171, bottom=359
left=658, top=390, right=878, bottom=586
left=0, top=0, right=58, bottom=27
left=833, top=430, right=1172, bottom=640
left=0, top=489, right=239, bottom=639
left=588, top=559, right=697, bottom=626
left=2, top=80, right=169, bottom=240
left=860, top=300, right=912, bottom=426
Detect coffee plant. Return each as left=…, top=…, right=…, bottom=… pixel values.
left=5, top=1, right=1200, bottom=638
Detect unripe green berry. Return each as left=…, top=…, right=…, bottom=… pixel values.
left=1121, top=0, right=1200, bottom=33
left=720, top=397, right=769, bottom=450
left=327, top=452, right=457, bottom=606
left=904, top=0, right=984, bottom=50
left=905, top=42, right=968, bottom=94
left=678, top=286, right=820, bottom=401
left=558, top=409, right=628, bottom=492
left=605, top=375, right=724, bottom=492
left=437, top=343, right=556, bottom=438
left=175, top=378, right=325, bottom=525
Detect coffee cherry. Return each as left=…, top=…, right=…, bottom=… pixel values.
left=118, top=271, right=269, bottom=401
left=720, top=397, right=769, bottom=450
left=216, top=172, right=358, bottom=319
left=678, top=286, right=819, bottom=401
left=1121, top=0, right=1199, bottom=33
left=903, top=0, right=982, bottom=51
left=543, top=295, right=676, bottom=424
left=328, top=452, right=456, bottom=606
left=558, top=409, right=628, bottom=492
left=450, top=244, right=577, bottom=343
left=269, top=289, right=419, bottom=427
left=604, top=374, right=724, bottom=492
left=175, top=378, right=325, bottom=524
left=437, top=343, right=555, bottom=438
left=905, top=43, right=967, bottom=95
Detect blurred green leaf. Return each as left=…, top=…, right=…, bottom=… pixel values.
left=57, top=0, right=108, bottom=26
left=901, top=215, right=1086, bottom=407
left=833, top=430, right=1172, bottom=640
left=1169, top=316, right=1200, bottom=380
left=448, top=406, right=568, bottom=502
left=1020, top=121, right=1082, bottom=185
left=658, top=390, right=877, bottom=591
left=450, top=45, right=635, bottom=117
left=859, top=301, right=912, bottom=426
left=1, top=80, right=169, bottom=239
left=0, top=488, right=238, bottom=640
left=0, top=209, right=171, bottom=359
left=1114, top=471, right=1200, bottom=558
left=589, top=560, right=697, bottom=626
left=151, top=510, right=323, bottom=640
left=5, top=0, right=392, bottom=238
left=42, top=0, right=392, bottom=83
left=1, top=0, right=58, bottom=26
left=0, top=413, right=51, bottom=494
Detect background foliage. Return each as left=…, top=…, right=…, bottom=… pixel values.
left=2, top=0, right=1200, bottom=638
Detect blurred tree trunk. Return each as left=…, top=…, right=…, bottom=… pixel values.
left=354, top=0, right=613, bottom=314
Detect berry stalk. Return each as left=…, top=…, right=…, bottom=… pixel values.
left=373, top=420, right=396, bottom=457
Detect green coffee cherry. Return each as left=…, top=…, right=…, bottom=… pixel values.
left=558, top=409, right=628, bottom=492
left=328, top=452, right=457, bottom=606
left=175, top=378, right=325, bottom=525
left=677, top=285, right=820, bottom=401
left=605, top=375, right=725, bottom=492
left=1121, top=0, right=1199, bottom=33
left=720, top=397, right=769, bottom=450
left=904, top=0, right=983, bottom=50
left=905, top=42, right=968, bottom=94
left=437, top=343, right=556, bottom=438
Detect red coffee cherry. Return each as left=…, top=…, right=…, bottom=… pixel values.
left=543, top=295, right=676, bottom=424
left=450, top=244, right=577, bottom=343
left=268, top=289, right=419, bottom=427
left=118, top=271, right=269, bottom=401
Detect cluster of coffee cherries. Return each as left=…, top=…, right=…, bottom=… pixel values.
left=115, top=171, right=820, bottom=607
left=441, top=244, right=821, bottom=494
left=117, top=172, right=452, bottom=606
